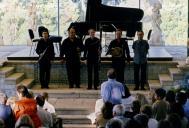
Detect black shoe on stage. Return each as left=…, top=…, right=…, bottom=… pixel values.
left=134, top=87, right=139, bottom=91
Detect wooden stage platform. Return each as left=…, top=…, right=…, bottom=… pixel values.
left=7, top=46, right=173, bottom=61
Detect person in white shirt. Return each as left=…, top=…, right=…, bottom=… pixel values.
left=42, top=92, right=56, bottom=114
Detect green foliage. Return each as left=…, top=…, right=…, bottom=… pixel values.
left=0, top=0, right=187, bottom=45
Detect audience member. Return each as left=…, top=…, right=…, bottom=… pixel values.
left=36, top=95, right=53, bottom=128
left=113, top=104, right=130, bottom=127
left=135, top=93, right=149, bottom=106
left=152, top=88, right=169, bottom=121
left=125, top=100, right=141, bottom=118
left=105, top=118, right=124, bottom=128
left=13, top=85, right=41, bottom=128
left=140, top=105, right=158, bottom=128
left=0, top=92, right=15, bottom=128
left=157, top=120, right=172, bottom=128
left=184, top=89, right=189, bottom=121
left=6, top=96, right=17, bottom=109
left=15, top=114, right=34, bottom=128
left=134, top=114, right=149, bottom=128
left=169, top=102, right=188, bottom=128
left=41, top=92, right=56, bottom=114
left=96, top=102, right=113, bottom=128
left=125, top=119, right=141, bottom=128
left=121, top=85, right=135, bottom=111
left=101, top=68, right=125, bottom=105
left=167, top=113, right=182, bottom=128
left=165, top=90, right=176, bottom=107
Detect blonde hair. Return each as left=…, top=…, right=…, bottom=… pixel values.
left=135, top=93, right=149, bottom=106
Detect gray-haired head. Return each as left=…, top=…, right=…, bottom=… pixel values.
left=113, top=104, right=125, bottom=117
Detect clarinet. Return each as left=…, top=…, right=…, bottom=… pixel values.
left=38, top=46, right=49, bottom=63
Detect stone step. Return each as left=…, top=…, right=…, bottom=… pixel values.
left=56, top=108, right=89, bottom=115
left=17, top=78, right=34, bottom=89
left=168, top=68, right=184, bottom=80
left=5, top=73, right=25, bottom=85
left=159, top=74, right=173, bottom=89
left=63, top=124, right=95, bottom=128
left=47, top=98, right=96, bottom=112
left=0, top=67, right=15, bottom=78
left=59, top=115, right=91, bottom=124
left=32, top=88, right=100, bottom=99
left=148, top=80, right=162, bottom=90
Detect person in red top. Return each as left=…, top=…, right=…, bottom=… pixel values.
left=13, top=85, right=41, bottom=128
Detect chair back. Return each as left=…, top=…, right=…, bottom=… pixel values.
left=28, top=29, right=34, bottom=40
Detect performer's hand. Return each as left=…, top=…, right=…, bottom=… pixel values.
left=127, top=60, right=130, bottom=64
left=84, top=60, right=87, bottom=65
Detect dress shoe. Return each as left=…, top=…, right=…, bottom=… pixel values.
left=134, top=87, right=139, bottom=90
left=141, top=87, right=146, bottom=90
left=87, top=88, right=92, bottom=90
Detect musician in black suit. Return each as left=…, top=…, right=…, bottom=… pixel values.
left=83, top=28, right=102, bottom=90
left=106, top=29, right=131, bottom=83
left=36, top=28, right=55, bottom=89
left=60, top=27, right=84, bottom=88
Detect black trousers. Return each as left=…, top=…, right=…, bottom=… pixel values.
left=39, top=60, right=51, bottom=88
left=134, top=62, right=147, bottom=88
left=66, top=61, right=80, bottom=88
left=112, top=58, right=125, bottom=83
left=87, top=60, right=99, bottom=89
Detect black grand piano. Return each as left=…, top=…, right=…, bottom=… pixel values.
left=69, top=0, right=144, bottom=39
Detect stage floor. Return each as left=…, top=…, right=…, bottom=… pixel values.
left=6, top=46, right=173, bottom=61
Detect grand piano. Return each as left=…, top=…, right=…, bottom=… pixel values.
left=69, top=0, right=144, bottom=39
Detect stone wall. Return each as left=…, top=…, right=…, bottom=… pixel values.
left=5, top=60, right=178, bottom=86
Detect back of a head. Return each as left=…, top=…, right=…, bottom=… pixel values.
left=155, top=88, right=166, bottom=100
left=106, top=118, right=123, bottom=128
left=113, top=104, right=125, bottom=117
left=17, top=85, right=30, bottom=98
left=107, top=68, right=116, bottom=79
left=102, top=102, right=113, bottom=119
left=140, top=104, right=152, bottom=118
left=132, top=100, right=141, bottom=114
left=35, top=95, right=45, bottom=107
left=125, top=118, right=141, bottom=128
left=134, top=114, right=149, bottom=128
left=165, top=90, right=176, bottom=103
left=167, top=113, right=182, bottom=128
left=15, top=114, right=34, bottom=128
left=169, top=102, right=185, bottom=118
left=158, top=120, right=172, bottom=128
left=175, top=91, right=187, bottom=105
left=42, top=92, right=48, bottom=100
